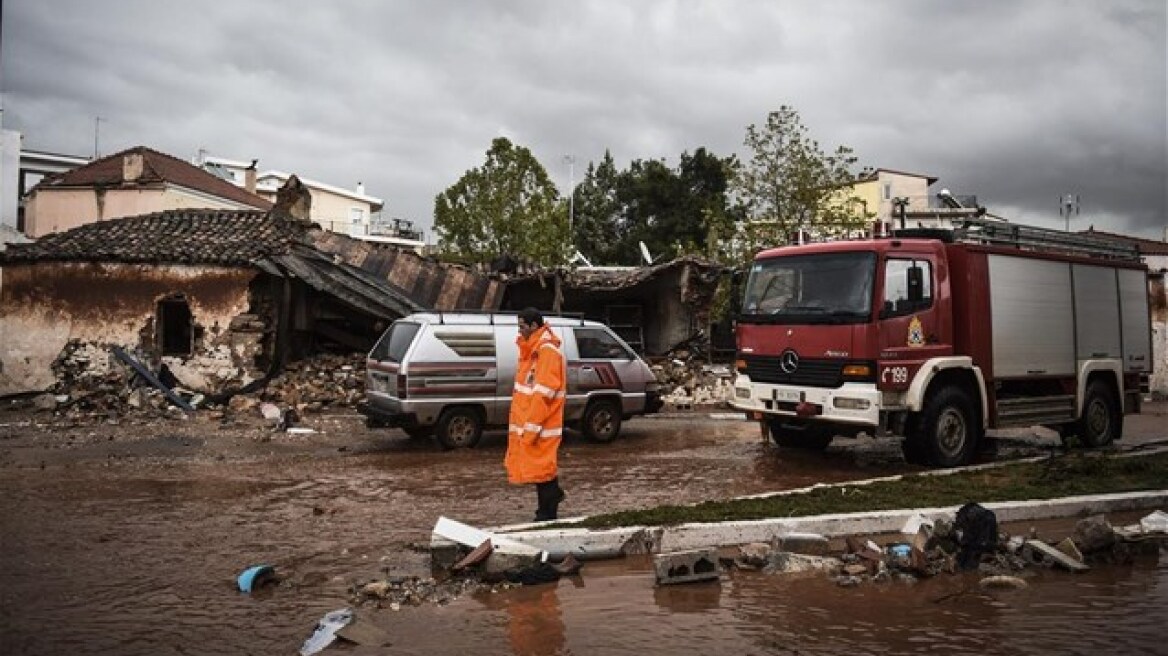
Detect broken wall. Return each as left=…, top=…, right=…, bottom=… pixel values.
left=0, top=262, right=272, bottom=395
left=501, top=261, right=719, bottom=355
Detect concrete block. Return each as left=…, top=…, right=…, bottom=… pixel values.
left=653, top=548, right=720, bottom=585
left=777, top=533, right=830, bottom=556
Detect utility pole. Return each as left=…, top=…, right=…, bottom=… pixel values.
left=93, top=116, right=105, bottom=159
left=891, top=197, right=909, bottom=230
left=1060, top=194, right=1080, bottom=232
left=563, top=155, right=575, bottom=246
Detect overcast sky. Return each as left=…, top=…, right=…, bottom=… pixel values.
left=3, top=0, right=1165, bottom=241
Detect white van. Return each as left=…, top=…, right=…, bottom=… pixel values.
left=360, top=312, right=664, bottom=449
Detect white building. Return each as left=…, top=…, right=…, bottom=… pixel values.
left=197, top=155, right=424, bottom=252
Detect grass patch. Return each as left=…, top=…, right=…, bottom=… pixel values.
left=572, top=451, right=1168, bottom=530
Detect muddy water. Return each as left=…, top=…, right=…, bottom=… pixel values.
left=0, top=415, right=1162, bottom=655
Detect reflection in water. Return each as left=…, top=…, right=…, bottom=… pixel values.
left=652, top=579, right=722, bottom=613
left=494, top=585, right=566, bottom=656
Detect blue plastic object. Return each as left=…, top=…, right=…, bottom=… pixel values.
left=237, top=565, right=275, bottom=593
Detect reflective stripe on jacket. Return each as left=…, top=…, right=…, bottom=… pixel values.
left=504, top=324, right=566, bottom=484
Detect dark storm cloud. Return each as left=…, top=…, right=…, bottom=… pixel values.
left=2, top=0, right=1164, bottom=239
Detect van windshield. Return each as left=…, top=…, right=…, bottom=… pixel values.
left=370, top=321, right=420, bottom=362
left=740, top=252, right=876, bottom=325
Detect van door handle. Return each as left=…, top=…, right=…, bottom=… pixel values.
left=580, top=366, right=595, bottom=372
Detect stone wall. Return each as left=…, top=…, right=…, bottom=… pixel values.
left=0, top=262, right=273, bottom=395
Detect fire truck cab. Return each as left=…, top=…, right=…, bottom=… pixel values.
left=730, top=220, right=1152, bottom=467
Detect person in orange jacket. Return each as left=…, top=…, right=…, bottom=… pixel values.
left=505, top=307, right=567, bottom=521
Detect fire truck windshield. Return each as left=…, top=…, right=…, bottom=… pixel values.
left=740, top=251, right=876, bottom=324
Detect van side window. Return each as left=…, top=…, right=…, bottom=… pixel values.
left=575, top=328, right=630, bottom=359
left=882, top=259, right=933, bottom=317
left=371, top=322, right=420, bottom=362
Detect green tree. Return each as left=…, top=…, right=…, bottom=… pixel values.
left=434, top=137, right=568, bottom=265
left=570, top=148, right=744, bottom=266
left=570, top=150, right=625, bottom=265
left=676, top=148, right=745, bottom=262
left=733, top=106, right=867, bottom=261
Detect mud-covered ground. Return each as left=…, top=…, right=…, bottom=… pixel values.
left=1, top=402, right=1165, bottom=655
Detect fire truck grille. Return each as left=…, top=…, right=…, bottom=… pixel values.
left=743, top=355, right=845, bottom=388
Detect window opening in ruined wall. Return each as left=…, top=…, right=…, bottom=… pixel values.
left=158, top=295, right=194, bottom=356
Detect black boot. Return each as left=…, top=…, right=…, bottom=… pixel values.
left=534, top=478, right=566, bottom=521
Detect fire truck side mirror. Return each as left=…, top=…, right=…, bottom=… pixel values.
left=907, top=266, right=924, bottom=302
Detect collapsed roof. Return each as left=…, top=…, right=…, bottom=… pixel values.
left=0, top=208, right=421, bottom=319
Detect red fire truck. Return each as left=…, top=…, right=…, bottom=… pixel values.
left=730, top=219, right=1152, bottom=467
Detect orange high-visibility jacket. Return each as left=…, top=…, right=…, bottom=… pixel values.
left=505, top=324, right=566, bottom=484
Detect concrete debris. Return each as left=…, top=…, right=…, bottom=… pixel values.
left=769, top=552, right=843, bottom=575
left=1022, top=539, right=1090, bottom=572
left=653, top=548, right=721, bottom=585
left=1140, top=510, right=1168, bottom=534
left=747, top=508, right=1168, bottom=589
left=736, top=542, right=772, bottom=569
left=351, top=574, right=485, bottom=609
left=651, top=360, right=735, bottom=410
left=14, top=351, right=366, bottom=428
left=1054, top=537, right=1085, bottom=564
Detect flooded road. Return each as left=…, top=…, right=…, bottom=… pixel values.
left=1, top=411, right=1165, bottom=654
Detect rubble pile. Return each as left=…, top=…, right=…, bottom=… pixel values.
left=725, top=508, right=1167, bottom=590
left=349, top=574, right=507, bottom=611
left=17, top=346, right=367, bottom=426
left=651, top=360, right=735, bottom=409
left=250, top=353, right=366, bottom=413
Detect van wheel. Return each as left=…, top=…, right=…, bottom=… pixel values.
left=766, top=419, right=833, bottom=451
left=435, top=408, right=483, bottom=450
left=1077, top=380, right=1122, bottom=447
left=582, top=400, right=622, bottom=443
left=910, top=387, right=980, bottom=467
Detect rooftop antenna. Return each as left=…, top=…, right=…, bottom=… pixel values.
left=1060, top=193, right=1080, bottom=232
left=93, top=116, right=105, bottom=159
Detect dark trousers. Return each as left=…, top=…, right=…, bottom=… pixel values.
left=534, top=478, right=565, bottom=521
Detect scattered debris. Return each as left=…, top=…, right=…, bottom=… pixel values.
left=236, top=564, right=277, bottom=593
left=451, top=540, right=494, bottom=572
left=1140, top=510, right=1168, bottom=533
left=653, top=548, right=720, bottom=585
left=1022, top=539, right=1089, bottom=572
left=954, top=502, right=999, bottom=570
left=300, top=608, right=353, bottom=656
left=978, top=575, right=1029, bottom=590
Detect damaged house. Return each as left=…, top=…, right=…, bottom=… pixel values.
left=0, top=205, right=425, bottom=397
left=499, top=256, right=727, bottom=357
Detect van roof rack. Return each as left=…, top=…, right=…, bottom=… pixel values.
left=428, top=309, right=587, bottom=326
left=893, top=218, right=1141, bottom=262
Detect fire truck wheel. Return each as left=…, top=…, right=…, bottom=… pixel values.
left=767, top=419, right=833, bottom=451
left=435, top=407, right=484, bottom=450
left=914, top=387, right=980, bottom=467
left=1077, top=380, right=1122, bottom=447
left=582, top=399, right=622, bottom=443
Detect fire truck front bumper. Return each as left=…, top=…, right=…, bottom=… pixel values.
left=729, top=377, right=882, bottom=428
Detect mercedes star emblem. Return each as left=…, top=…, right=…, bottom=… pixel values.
left=779, top=349, right=799, bottom=374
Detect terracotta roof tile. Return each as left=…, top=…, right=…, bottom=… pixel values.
left=0, top=210, right=302, bottom=266
left=33, top=146, right=271, bottom=210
